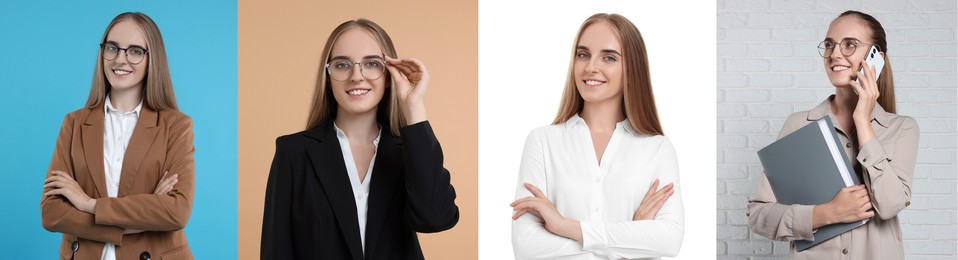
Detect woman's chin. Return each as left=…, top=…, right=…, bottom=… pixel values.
left=827, top=77, right=850, bottom=88
left=108, top=84, right=140, bottom=92
left=339, top=104, right=378, bottom=116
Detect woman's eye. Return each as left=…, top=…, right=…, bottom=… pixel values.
left=364, top=60, right=382, bottom=69
left=576, top=52, right=589, bottom=59
left=130, top=48, right=145, bottom=56
left=603, top=56, right=617, bottom=62
left=106, top=45, right=118, bottom=52
left=824, top=42, right=835, bottom=49
left=333, top=62, right=351, bottom=69
left=844, top=42, right=858, bottom=48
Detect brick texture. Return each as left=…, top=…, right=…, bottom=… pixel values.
left=717, top=0, right=958, bottom=258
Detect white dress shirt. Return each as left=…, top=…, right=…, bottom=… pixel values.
left=101, top=96, right=142, bottom=260
left=333, top=123, right=381, bottom=253
left=512, top=114, right=685, bottom=260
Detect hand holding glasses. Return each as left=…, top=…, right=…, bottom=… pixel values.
left=385, top=57, right=430, bottom=125
left=101, top=42, right=149, bottom=65
left=325, top=55, right=431, bottom=124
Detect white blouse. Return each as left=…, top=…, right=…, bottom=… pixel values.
left=512, top=114, right=684, bottom=260
left=101, top=96, right=142, bottom=260
left=333, top=123, right=380, bottom=253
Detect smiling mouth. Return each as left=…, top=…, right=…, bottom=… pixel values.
left=831, top=65, right=850, bottom=72
left=347, top=89, right=371, bottom=96
left=113, top=69, right=132, bottom=76
left=584, top=80, right=607, bottom=87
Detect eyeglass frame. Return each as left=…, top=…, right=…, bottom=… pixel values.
left=817, top=39, right=876, bottom=58
left=100, top=42, right=150, bottom=65
left=324, top=56, right=388, bottom=82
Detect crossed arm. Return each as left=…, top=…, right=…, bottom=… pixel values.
left=510, top=133, right=685, bottom=259
left=40, top=114, right=195, bottom=245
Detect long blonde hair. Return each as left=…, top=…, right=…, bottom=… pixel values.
left=86, top=12, right=177, bottom=111
left=304, top=19, right=405, bottom=136
left=553, top=13, right=664, bottom=135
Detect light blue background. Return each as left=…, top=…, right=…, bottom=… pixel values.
left=0, top=1, right=237, bottom=258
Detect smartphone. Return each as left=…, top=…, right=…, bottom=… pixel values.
left=857, top=45, right=884, bottom=86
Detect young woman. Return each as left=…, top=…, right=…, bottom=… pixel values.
left=260, top=19, right=459, bottom=259
left=748, top=11, right=918, bottom=259
left=510, top=13, right=684, bottom=259
left=41, top=12, right=194, bottom=259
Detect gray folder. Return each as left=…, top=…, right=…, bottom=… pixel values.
left=757, top=115, right=868, bottom=251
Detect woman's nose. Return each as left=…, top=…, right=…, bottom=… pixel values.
left=829, top=47, right=845, bottom=61
left=585, top=58, right=598, bottom=73
left=349, top=63, right=364, bottom=82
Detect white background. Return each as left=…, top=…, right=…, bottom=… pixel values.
left=479, top=1, right=717, bottom=259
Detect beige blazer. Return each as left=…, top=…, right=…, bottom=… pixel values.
left=41, top=105, right=195, bottom=260
left=748, top=96, right=918, bottom=260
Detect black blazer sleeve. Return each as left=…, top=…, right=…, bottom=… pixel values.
left=399, top=121, right=460, bottom=233
left=261, top=136, right=295, bottom=259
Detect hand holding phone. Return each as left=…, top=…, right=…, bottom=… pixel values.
left=855, top=45, right=884, bottom=94
left=850, top=45, right=884, bottom=129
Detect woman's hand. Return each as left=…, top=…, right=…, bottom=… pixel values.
left=154, top=171, right=178, bottom=195
left=511, top=183, right=583, bottom=242
left=385, top=57, right=430, bottom=125
left=43, top=170, right=96, bottom=214
left=633, top=179, right=675, bottom=221
left=813, top=185, right=875, bottom=229
left=850, top=61, right=879, bottom=145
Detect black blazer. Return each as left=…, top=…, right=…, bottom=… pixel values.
left=261, top=121, right=459, bottom=260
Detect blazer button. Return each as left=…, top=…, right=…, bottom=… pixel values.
left=71, top=241, right=79, bottom=252
left=746, top=212, right=750, bottom=217
left=140, top=251, right=151, bottom=260
left=905, top=201, right=911, bottom=207
left=842, top=248, right=848, bottom=254
left=845, top=143, right=851, bottom=148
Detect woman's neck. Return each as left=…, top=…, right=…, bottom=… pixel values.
left=580, top=98, right=625, bottom=131
left=831, top=87, right=857, bottom=117
left=334, top=108, right=380, bottom=141
left=108, top=85, right=143, bottom=112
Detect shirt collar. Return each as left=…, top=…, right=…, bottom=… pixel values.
left=104, top=95, right=143, bottom=117
left=563, top=114, right=586, bottom=131
left=563, top=113, right=638, bottom=136
left=618, top=119, right=638, bottom=136
left=807, top=94, right=892, bottom=128
left=333, top=122, right=382, bottom=145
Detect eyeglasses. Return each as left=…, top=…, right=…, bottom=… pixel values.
left=101, top=42, right=149, bottom=65
left=818, top=39, right=873, bottom=58
left=325, top=57, right=387, bottom=81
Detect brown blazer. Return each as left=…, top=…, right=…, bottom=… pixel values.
left=41, top=104, right=195, bottom=260
left=748, top=96, right=918, bottom=260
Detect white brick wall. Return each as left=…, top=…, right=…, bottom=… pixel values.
left=717, top=0, right=958, bottom=258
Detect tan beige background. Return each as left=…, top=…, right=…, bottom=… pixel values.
left=238, top=0, right=478, bottom=258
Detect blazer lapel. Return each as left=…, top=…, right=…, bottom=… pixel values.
left=363, top=129, right=402, bottom=256
left=81, top=107, right=108, bottom=198
left=119, top=106, right=160, bottom=196
left=304, top=125, right=364, bottom=260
